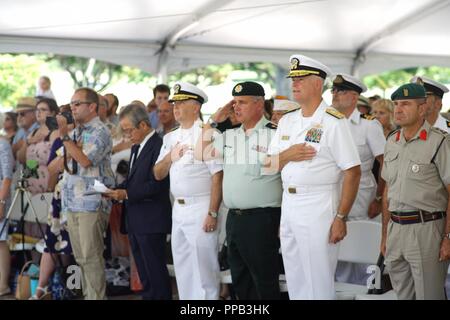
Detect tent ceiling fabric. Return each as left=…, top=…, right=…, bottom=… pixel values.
left=1, top=0, right=450, bottom=77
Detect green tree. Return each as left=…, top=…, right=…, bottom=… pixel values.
left=0, top=54, right=43, bottom=108
left=48, top=55, right=123, bottom=92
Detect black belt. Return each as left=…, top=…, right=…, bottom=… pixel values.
left=391, top=211, right=446, bottom=225
left=229, top=207, right=280, bottom=215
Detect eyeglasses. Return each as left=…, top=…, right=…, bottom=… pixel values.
left=70, top=100, right=93, bottom=107
left=122, top=127, right=138, bottom=135
left=17, top=110, right=33, bottom=117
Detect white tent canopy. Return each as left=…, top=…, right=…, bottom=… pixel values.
left=2, top=0, right=450, bottom=81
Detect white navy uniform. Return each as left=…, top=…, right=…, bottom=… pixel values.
left=156, top=119, right=222, bottom=300
left=335, top=109, right=385, bottom=286
left=433, top=115, right=450, bottom=133
left=346, top=110, right=385, bottom=220
left=268, top=101, right=361, bottom=299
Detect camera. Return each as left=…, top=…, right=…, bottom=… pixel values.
left=46, top=111, right=74, bottom=131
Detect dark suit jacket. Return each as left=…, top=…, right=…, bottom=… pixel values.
left=120, top=133, right=171, bottom=235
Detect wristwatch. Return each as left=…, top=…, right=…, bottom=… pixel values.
left=62, top=134, right=71, bottom=142
left=444, top=232, right=450, bottom=240
left=207, top=117, right=218, bottom=129
left=208, top=211, right=218, bottom=218
left=375, top=195, right=382, bottom=202
left=0, top=199, right=6, bottom=205
left=335, top=213, right=348, bottom=221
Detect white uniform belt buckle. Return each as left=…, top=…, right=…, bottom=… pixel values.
left=177, top=198, right=185, bottom=205
left=288, top=187, right=296, bottom=194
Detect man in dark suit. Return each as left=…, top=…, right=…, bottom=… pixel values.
left=105, top=104, right=172, bottom=300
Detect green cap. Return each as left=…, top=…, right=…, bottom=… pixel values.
left=232, top=82, right=265, bottom=97
left=391, top=83, right=426, bottom=101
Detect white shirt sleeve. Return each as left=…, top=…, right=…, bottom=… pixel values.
left=329, top=119, right=361, bottom=171
left=156, top=133, right=172, bottom=164
left=268, top=117, right=285, bottom=156
left=367, top=120, right=386, bottom=158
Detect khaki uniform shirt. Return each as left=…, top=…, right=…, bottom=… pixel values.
left=381, top=121, right=450, bottom=212
left=213, top=116, right=282, bottom=209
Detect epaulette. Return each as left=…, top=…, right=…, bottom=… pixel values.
left=265, top=122, right=278, bottom=130
left=387, top=128, right=400, bottom=140
left=446, top=120, right=450, bottom=128
left=325, top=108, right=344, bottom=119
left=169, top=126, right=179, bottom=132
left=430, top=126, right=449, bottom=136
left=283, top=107, right=300, bottom=115
left=361, top=114, right=376, bottom=120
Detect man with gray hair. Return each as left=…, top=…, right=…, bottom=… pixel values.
left=106, top=104, right=172, bottom=300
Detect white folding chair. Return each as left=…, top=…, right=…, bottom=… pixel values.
left=335, top=220, right=396, bottom=300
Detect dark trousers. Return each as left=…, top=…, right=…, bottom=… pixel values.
left=128, top=233, right=172, bottom=300
left=226, top=208, right=281, bottom=300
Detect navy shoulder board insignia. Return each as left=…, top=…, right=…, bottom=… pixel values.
left=326, top=108, right=344, bottom=119
left=361, top=114, right=375, bottom=120
left=169, top=126, right=179, bottom=132
left=446, top=120, right=450, bottom=128
left=265, top=122, right=278, bottom=130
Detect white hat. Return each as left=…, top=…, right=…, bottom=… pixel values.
left=169, top=82, right=208, bottom=104
left=410, top=76, right=449, bottom=98
left=273, top=98, right=300, bottom=112
left=287, top=54, right=332, bottom=79
left=332, top=73, right=367, bottom=94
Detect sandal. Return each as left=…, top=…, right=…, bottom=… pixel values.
left=29, top=286, right=51, bottom=300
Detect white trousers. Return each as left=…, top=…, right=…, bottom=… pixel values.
left=171, top=196, right=220, bottom=300
left=280, top=186, right=340, bottom=300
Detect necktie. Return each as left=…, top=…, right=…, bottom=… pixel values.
left=130, top=144, right=140, bottom=169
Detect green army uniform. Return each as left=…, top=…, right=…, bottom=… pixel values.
left=382, top=84, right=450, bottom=300
left=212, top=82, right=282, bottom=300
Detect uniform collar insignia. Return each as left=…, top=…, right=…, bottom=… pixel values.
left=419, top=129, right=427, bottom=141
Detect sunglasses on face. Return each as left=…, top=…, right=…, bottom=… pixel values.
left=70, top=100, right=93, bottom=107
left=18, top=110, right=33, bottom=117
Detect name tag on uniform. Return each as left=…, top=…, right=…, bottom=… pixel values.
left=305, top=128, right=323, bottom=143
left=251, top=144, right=268, bottom=153
left=281, top=135, right=290, bottom=141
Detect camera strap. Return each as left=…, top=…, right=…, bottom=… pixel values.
left=63, top=127, right=84, bottom=175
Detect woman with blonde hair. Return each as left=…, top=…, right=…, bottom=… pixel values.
left=372, top=98, right=396, bottom=138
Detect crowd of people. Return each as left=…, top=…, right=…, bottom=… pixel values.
left=0, top=56, right=449, bottom=300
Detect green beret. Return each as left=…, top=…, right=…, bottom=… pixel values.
left=232, top=81, right=265, bottom=97
left=391, top=83, right=426, bottom=101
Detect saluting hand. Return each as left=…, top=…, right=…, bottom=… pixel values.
left=211, top=100, right=234, bottom=123
left=329, top=218, right=347, bottom=244
left=286, top=143, right=317, bottom=162
left=439, top=238, right=450, bottom=261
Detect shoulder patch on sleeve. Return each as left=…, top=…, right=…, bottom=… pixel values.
left=265, top=122, right=278, bottom=129
left=325, top=108, right=344, bottom=119
left=283, top=107, right=301, bottom=115
left=361, top=113, right=376, bottom=120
